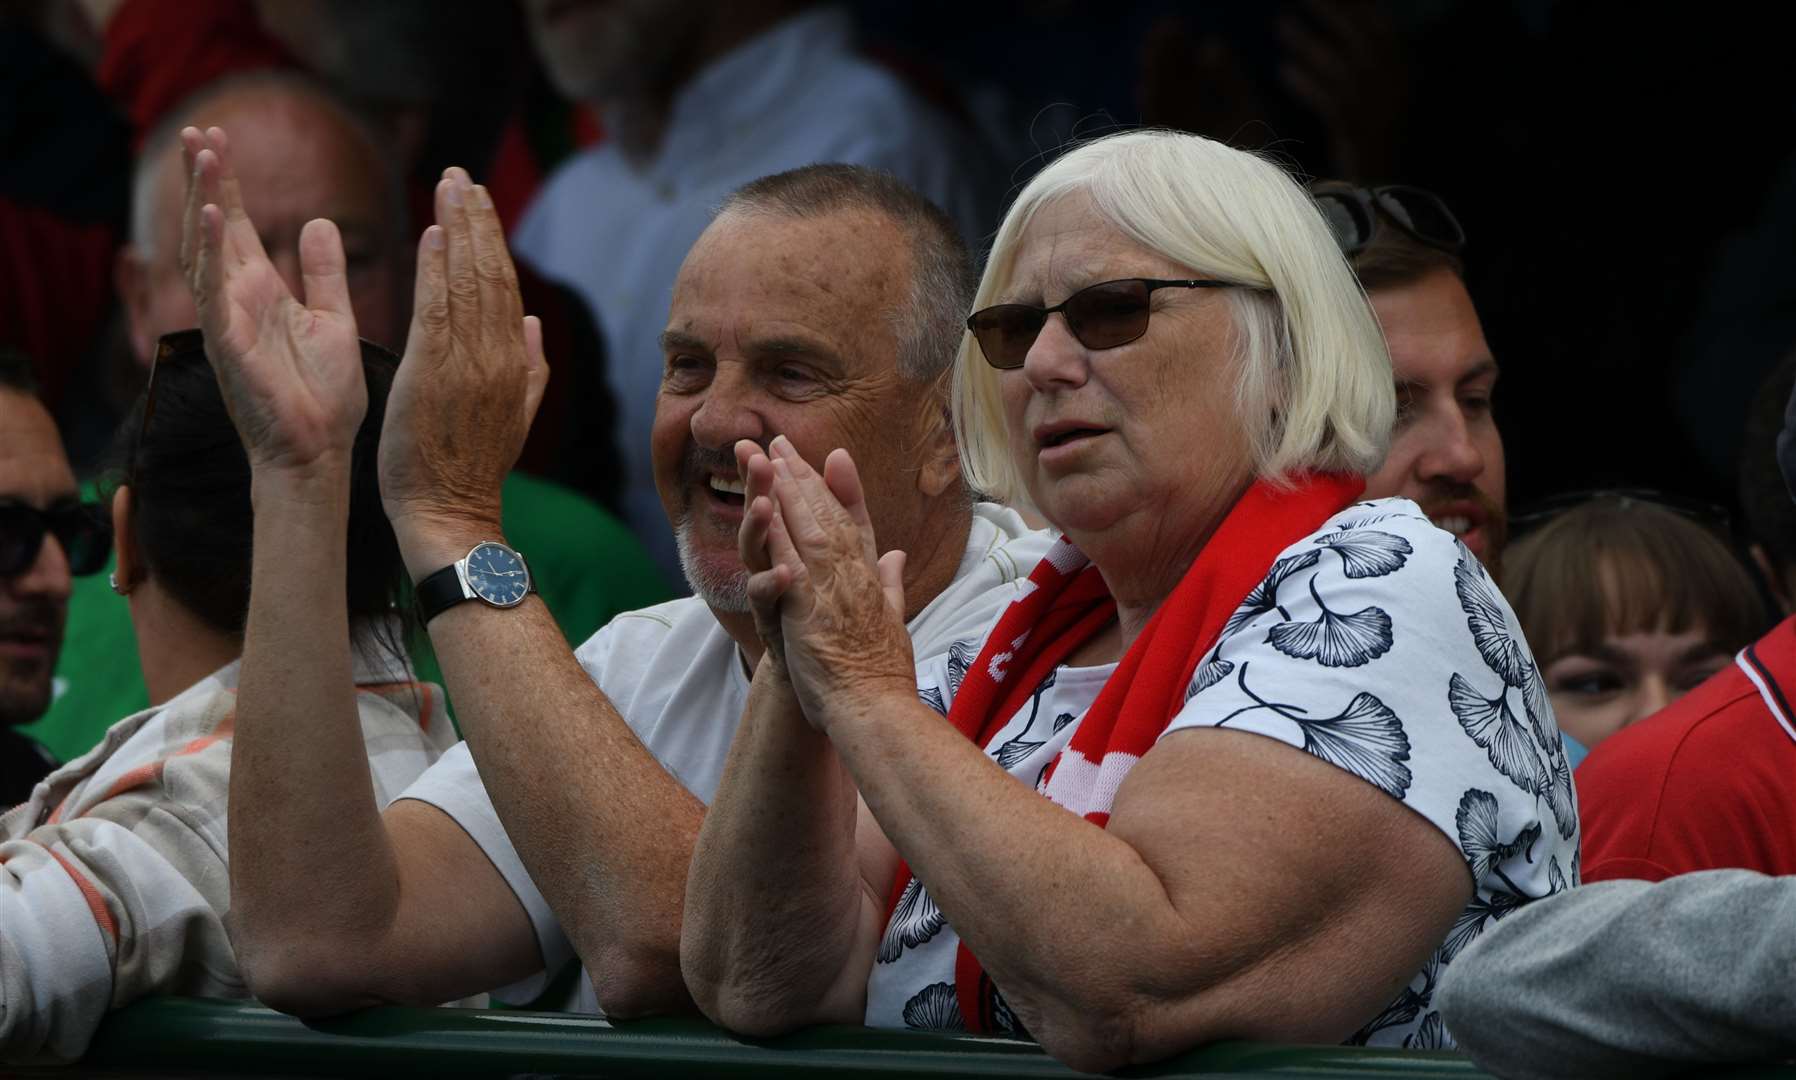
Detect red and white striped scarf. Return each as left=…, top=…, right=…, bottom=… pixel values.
left=885, top=473, right=1364, bottom=1033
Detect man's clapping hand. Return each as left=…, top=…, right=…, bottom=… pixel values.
left=180, top=125, right=367, bottom=475
left=379, top=168, right=549, bottom=570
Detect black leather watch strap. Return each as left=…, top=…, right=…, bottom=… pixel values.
left=415, top=563, right=469, bottom=625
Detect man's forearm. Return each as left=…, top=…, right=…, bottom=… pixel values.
left=681, top=663, right=873, bottom=1034
left=229, top=467, right=405, bottom=1005
left=402, top=519, right=705, bottom=1015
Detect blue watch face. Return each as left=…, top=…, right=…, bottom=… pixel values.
left=464, top=542, right=529, bottom=607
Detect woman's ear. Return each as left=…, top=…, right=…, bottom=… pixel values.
left=914, top=400, right=962, bottom=499
left=111, top=485, right=140, bottom=593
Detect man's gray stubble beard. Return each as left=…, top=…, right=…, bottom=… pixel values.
left=675, top=514, right=750, bottom=613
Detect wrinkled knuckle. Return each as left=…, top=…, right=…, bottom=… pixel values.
left=417, top=298, right=451, bottom=331
left=474, top=252, right=510, bottom=284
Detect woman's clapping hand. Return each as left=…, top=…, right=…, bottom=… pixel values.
left=735, top=436, right=915, bottom=729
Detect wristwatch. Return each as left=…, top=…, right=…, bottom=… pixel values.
left=414, top=541, right=534, bottom=624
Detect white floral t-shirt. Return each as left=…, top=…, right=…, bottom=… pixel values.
left=864, top=498, right=1580, bottom=1049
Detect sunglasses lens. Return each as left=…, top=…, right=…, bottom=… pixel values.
left=1315, top=195, right=1372, bottom=255
left=57, top=506, right=112, bottom=577
left=1377, top=188, right=1466, bottom=251
left=0, top=507, right=41, bottom=577
left=1064, top=280, right=1152, bottom=351
left=969, top=305, right=1044, bottom=370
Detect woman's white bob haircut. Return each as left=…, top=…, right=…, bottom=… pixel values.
left=952, top=129, right=1394, bottom=506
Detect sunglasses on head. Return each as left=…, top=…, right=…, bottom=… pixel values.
left=1508, top=488, right=1733, bottom=539
left=0, top=500, right=111, bottom=577
left=1309, top=183, right=1466, bottom=259
left=136, top=329, right=400, bottom=489
left=966, top=277, right=1243, bottom=371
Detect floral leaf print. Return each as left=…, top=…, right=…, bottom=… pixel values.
left=1349, top=951, right=1441, bottom=1045
left=901, top=982, right=964, bottom=1031
left=1295, top=692, right=1413, bottom=798
left=1187, top=656, right=1235, bottom=700
left=1520, top=660, right=1556, bottom=751
left=878, top=878, right=945, bottom=963
left=918, top=684, right=947, bottom=716
left=1224, top=550, right=1321, bottom=637
left=1052, top=711, right=1075, bottom=733
left=1405, top=1012, right=1447, bottom=1050
left=1454, top=551, right=1529, bottom=688
left=1454, top=789, right=1542, bottom=890
left=1332, top=507, right=1430, bottom=532
left=1347, top=991, right=1423, bottom=1045
left=945, top=639, right=978, bottom=699
left=1268, top=605, right=1394, bottom=668
left=1548, top=856, right=1569, bottom=896
left=994, top=671, right=1059, bottom=770
left=1538, top=741, right=1578, bottom=840
left=1439, top=887, right=1526, bottom=964
left=1449, top=674, right=1544, bottom=795
left=990, top=987, right=1026, bottom=1038
left=1315, top=529, right=1414, bottom=579
left=995, top=738, right=1044, bottom=770
left=1268, top=575, right=1394, bottom=668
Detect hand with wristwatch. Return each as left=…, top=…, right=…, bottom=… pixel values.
left=372, top=166, right=550, bottom=623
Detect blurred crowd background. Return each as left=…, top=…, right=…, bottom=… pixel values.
left=5, top=0, right=1792, bottom=558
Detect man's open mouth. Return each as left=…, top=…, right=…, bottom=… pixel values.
left=707, top=475, right=746, bottom=507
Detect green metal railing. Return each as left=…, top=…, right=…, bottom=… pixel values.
left=19, top=999, right=1480, bottom=1079
left=19, top=998, right=1795, bottom=1079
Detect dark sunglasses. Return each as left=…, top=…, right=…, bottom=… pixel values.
left=0, top=500, right=111, bottom=577
left=966, top=277, right=1242, bottom=371
left=137, top=329, right=399, bottom=488
left=1508, top=488, right=1732, bottom=539
left=1309, top=183, right=1466, bottom=258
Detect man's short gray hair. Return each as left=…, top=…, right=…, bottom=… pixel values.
left=716, top=164, right=974, bottom=387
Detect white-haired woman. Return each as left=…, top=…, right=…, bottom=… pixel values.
left=679, top=130, right=1578, bottom=1070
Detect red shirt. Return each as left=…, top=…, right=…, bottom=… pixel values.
left=1577, top=615, right=1796, bottom=882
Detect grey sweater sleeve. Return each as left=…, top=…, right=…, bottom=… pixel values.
left=1436, top=870, right=1796, bottom=1080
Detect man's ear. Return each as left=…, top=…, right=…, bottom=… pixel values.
left=111, top=485, right=141, bottom=592
left=1750, top=543, right=1795, bottom=616
left=115, top=246, right=159, bottom=368
left=914, top=399, right=962, bottom=499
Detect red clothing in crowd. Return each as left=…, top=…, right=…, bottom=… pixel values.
left=81, top=0, right=619, bottom=504
left=1577, top=615, right=1796, bottom=882
left=96, top=0, right=293, bottom=150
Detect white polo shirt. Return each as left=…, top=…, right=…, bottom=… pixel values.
left=398, top=503, right=1050, bottom=1010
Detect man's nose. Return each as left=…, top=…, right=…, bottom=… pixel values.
left=1416, top=407, right=1485, bottom=484
left=689, top=365, right=767, bottom=450
left=11, top=532, right=74, bottom=603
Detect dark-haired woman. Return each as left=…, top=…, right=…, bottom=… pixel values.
left=0, top=337, right=453, bottom=1063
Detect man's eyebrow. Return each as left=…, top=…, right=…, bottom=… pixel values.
left=659, top=330, right=709, bottom=354
left=746, top=336, right=833, bottom=361
left=1457, top=359, right=1500, bottom=388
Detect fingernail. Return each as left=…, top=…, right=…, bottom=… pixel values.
left=771, top=434, right=790, bottom=455
left=427, top=225, right=444, bottom=250
left=475, top=185, right=493, bottom=210
left=446, top=181, right=463, bottom=207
